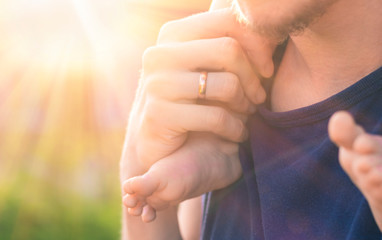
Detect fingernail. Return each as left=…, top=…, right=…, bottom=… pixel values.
left=263, top=62, right=274, bottom=78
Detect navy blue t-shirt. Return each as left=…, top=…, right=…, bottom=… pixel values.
left=201, top=67, right=382, bottom=240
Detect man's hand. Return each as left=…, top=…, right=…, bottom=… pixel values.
left=123, top=8, right=277, bottom=175
left=120, top=7, right=276, bottom=240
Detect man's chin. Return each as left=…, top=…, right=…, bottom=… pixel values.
left=232, top=0, right=338, bottom=42
left=232, top=2, right=291, bottom=42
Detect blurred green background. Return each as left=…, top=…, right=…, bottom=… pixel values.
left=0, top=0, right=209, bottom=239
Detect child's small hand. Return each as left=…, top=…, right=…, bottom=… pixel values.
left=329, top=111, right=382, bottom=230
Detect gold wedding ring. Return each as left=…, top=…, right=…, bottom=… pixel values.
left=198, top=71, right=208, bottom=99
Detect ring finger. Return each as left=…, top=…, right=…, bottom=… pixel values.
left=144, top=71, right=255, bottom=114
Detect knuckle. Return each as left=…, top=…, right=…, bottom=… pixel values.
left=220, top=37, right=243, bottom=61
left=234, top=99, right=251, bottom=114
left=249, top=78, right=261, bottom=92
left=236, top=121, right=247, bottom=140
left=143, top=74, right=165, bottom=96
left=228, top=116, right=246, bottom=141
left=206, top=108, right=229, bottom=131
left=157, top=20, right=178, bottom=43
left=241, top=100, right=252, bottom=113
left=220, top=74, right=240, bottom=100
left=142, top=46, right=161, bottom=73
left=143, top=97, right=162, bottom=123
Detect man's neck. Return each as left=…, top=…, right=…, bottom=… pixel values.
left=271, top=0, right=382, bottom=112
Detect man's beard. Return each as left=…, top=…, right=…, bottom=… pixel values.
left=232, top=0, right=338, bottom=42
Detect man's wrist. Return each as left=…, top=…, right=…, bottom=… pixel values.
left=120, top=138, right=147, bottom=182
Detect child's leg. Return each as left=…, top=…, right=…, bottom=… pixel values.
left=122, top=133, right=243, bottom=222
left=329, top=111, right=382, bottom=230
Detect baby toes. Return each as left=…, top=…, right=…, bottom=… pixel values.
left=123, top=194, right=138, bottom=208
left=128, top=201, right=146, bottom=216
left=129, top=173, right=161, bottom=197
left=141, top=205, right=157, bottom=223
left=123, top=179, right=135, bottom=195
left=339, top=148, right=357, bottom=181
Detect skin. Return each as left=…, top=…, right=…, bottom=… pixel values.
left=124, top=133, right=242, bottom=220
left=122, top=5, right=278, bottom=224
left=120, top=0, right=382, bottom=239
left=329, top=111, right=382, bottom=231
left=127, top=8, right=276, bottom=171
left=250, top=0, right=382, bottom=229
left=233, top=0, right=338, bottom=42
left=120, top=4, right=276, bottom=239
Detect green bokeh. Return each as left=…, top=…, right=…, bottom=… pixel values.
left=0, top=168, right=121, bottom=240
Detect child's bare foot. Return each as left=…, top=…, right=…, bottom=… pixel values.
left=329, top=111, right=382, bottom=230
left=122, top=133, right=243, bottom=222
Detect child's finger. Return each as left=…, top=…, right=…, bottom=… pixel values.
left=339, top=148, right=375, bottom=187
left=328, top=111, right=364, bottom=149
left=354, top=134, right=382, bottom=155
left=362, top=163, right=382, bottom=187
left=339, top=147, right=358, bottom=182
left=339, top=147, right=382, bottom=191
left=354, top=156, right=382, bottom=199
left=351, top=153, right=374, bottom=176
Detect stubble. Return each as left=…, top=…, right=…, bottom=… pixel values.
left=232, top=0, right=338, bottom=42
